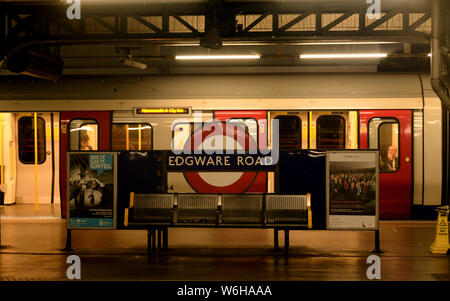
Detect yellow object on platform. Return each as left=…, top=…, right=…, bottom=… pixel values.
left=430, top=206, right=449, bottom=254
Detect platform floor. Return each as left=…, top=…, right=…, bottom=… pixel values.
left=0, top=204, right=449, bottom=281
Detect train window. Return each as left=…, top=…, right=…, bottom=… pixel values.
left=69, top=119, right=98, bottom=151
left=112, top=123, right=152, bottom=150
left=18, top=116, right=46, bottom=164
left=316, top=115, right=345, bottom=149
left=274, top=115, right=301, bottom=149
left=228, top=118, right=258, bottom=149
left=368, top=118, right=400, bottom=172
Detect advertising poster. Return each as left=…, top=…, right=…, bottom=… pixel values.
left=67, top=152, right=117, bottom=229
left=326, top=151, right=379, bottom=230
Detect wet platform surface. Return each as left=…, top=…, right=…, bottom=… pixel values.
left=0, top=204, right=449, bottom=281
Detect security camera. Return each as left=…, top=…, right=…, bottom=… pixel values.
left=120, top=57, right=148, bottom=70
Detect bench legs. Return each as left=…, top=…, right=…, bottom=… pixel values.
left=163, top=227, right=168, bottom=250
left=147, top=229, right=153, bottom=255
left=147, top=227, right=169, bottom=255
left=273, top=229, right=290, bottom=255
left=274, top=229, right=279, bottom=250
left=284, top=230, right=290, bottom=256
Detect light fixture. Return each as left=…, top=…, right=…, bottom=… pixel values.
left=175, top=55, right=261, bottom=60
left=300, top=53, right=388, bottom=59
left=120, top=56, right=148, bottom=70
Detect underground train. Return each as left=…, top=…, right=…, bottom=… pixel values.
left=0, top=73, right=444, bottom=220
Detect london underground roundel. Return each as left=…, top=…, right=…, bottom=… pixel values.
left=183, top=121, right=258, bottom=193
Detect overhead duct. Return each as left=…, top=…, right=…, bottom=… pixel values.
left=5, top=48, right=64, bottom=81
left=200, top=0, right=224, bottom=49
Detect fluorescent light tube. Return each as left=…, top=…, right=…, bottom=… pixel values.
left=300, top=53, right=387, bottom=59
left=175, top=55, right=260, bottom=60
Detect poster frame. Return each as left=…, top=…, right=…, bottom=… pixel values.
left=66, top=151, right=117, bottom=230
left=326, top=150, right=379, bottom=231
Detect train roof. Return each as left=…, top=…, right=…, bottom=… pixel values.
left=0, top=73, right=435, bottom=111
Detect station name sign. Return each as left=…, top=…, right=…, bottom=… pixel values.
left=167, top=152, right=277, bottom=171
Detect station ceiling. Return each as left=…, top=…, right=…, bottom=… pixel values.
left=0, top=0, right=440, bottom=78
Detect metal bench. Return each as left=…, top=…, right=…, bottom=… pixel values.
left=265, top=194, right=310, bottom=227
left=176, top=194, right=219, bottom=225
left=124, top=192, right=311, bottom=255
left=221, top=194, right=263, bottom=225
left=131, top=193, right=174, bottom=225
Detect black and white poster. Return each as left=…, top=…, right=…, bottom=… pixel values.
left=326, top=151, right=379, bottom=230
left=67, top=152, right=117, bottom=229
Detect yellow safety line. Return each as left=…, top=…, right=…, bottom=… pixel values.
left=0, top=113, right=4, bottom=185
left=125, top=124, right=129, bottom=151
left=138, top=124, right=142, bottom=150
left=34, top=113, right=38, bottom=212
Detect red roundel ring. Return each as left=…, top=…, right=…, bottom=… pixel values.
left=183, top=121, right=258, bottom=193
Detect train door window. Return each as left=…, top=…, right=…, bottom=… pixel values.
left=18, top=116, right=46, bottom=164
left=228, top=118, right=258, bottom=149
left=172, top=123, right=195, bottom=150
left=69, top=119, right=98, bottom=151
left=316, top=115, right=345, bottom=149
left=368, top=118, right=399, bottom=172
left=112, top=123, right=152, bottom=150
left=274, top=115, right=302, bottom=149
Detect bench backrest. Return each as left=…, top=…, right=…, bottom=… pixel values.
left=265, top=195, right=308, bottom=225
left=221, top=194, right=263, bottom=224
left=177, top=194, right=218, bottom=224
left=133, top=194, right=174, bottom=222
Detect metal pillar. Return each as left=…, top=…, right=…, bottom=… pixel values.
left=370, top=229, right=383, bottom=253
left=62, top=229, right=73, bottom=251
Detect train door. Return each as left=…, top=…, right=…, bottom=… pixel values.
left=309, top=111, right=359, bottom=150
left=15, top=113, right=60, bottom=204
left=268, top=111, right=308, bottom=192
left=359, top=110, right=412, bottom=219
left=214, top=111, right=267, bottom=193
left=0, top=113, right=17, bottom=205
left=60, top=111, right=111, bottom=217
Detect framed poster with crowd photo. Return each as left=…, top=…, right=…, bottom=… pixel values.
left=67, top=152, right=117, bottom=229
left=326, top=150, right=379, bottom=230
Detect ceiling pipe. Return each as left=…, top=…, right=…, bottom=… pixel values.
left=431, top=0, right=450, bottom=110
